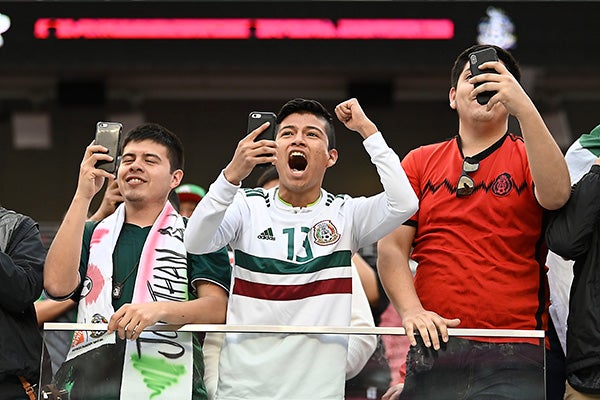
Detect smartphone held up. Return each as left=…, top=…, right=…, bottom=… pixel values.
left=248, top=111, right=276, bottom=167
left=469, top=47, right=499, bottom=105
left=94, top=121, right=123, bottom=174
left=248, top=111, right=276, bottom=142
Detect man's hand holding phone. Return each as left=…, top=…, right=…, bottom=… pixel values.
left=94, top=121, right=123, bottom=174
left=223, top=113, right=277, bottom=186
left=248, top=112, right=276, bottom=142
left=76, top=141, right=118, bottom=202
left=469, top=47, right=499, bottom=105
left=248, top=111, right=277, bottom=168
left=75, top=122, right=123, bottom=202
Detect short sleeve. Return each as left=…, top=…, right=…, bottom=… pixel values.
left=188, top=246, right=231, bottom=294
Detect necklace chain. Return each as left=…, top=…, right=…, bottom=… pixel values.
left=112, top=249, right=139, bottom=300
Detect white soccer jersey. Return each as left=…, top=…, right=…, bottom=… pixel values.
left=185, top=132, right=418, bottom=400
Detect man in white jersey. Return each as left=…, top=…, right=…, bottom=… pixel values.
left=185, top=98, right=418, bottom=399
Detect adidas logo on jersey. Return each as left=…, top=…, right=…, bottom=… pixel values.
left=257, top=227, right=275, bottom=240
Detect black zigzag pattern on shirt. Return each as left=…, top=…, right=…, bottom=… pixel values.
left=423, top=176, right=529, bottom=196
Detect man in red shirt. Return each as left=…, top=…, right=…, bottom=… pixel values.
left=379, top=44, right=570, bottom=399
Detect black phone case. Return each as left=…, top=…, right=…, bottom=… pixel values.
left=248, top=111, right=276, bottom=168
left=469, top=47, right=499, bottom=105
left=94, top=122, right=123, bottom=173
left=248, top=111, right=276, bottom=142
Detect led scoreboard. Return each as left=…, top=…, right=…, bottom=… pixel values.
left=0, top=1, right=597, bottom=71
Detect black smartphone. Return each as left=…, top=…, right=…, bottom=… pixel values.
left=469, top=47, right=499, bottom=105
left=248, top=112, right=276, bottom=168
left=94, top=121, right=123, bottom=173
left=248, top=111, right=276, bottom=142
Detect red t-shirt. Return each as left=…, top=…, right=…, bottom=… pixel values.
left=403, top=133, right=549, bottom=342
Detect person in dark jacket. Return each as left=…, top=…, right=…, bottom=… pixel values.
left=547, top=156, right=600, bottom=399
left=0, top=207, right=46, bottom=399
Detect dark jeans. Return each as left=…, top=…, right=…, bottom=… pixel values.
left=399, top=337, right=545, bottom=400
left=547, top=318, right=567, bottom=400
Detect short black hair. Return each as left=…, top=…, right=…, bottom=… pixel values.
left=450, top=44, right=521, bottom=88
left=122, top=123, right=184, bottom=172
left=276, top=98, right=336, bottom=150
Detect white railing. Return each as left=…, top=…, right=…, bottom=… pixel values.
left=44, top=322, right=544, bottom=338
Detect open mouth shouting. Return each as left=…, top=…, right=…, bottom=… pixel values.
left=288, top=151, right=307, bottom=173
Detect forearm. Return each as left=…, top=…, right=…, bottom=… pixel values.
left=35, top=298, right=76, bottom=327
left=377, top=236, right=424, bottom=319
left=44, top=195, right=90, bottom=297
left=158, top=296, right=228, bottom=325
left=109, top=282, right=228, bottom=340
left=364, top=132, right=418, bottom=217
left=185, top=171, right=238, bottom=254
left=379, top=259, right=424, bottom=320
left=378, top=228, right=460, bottom=347
left=352, top=134, right=419, bottom=248
left=518, top=106, right=570, bottom=210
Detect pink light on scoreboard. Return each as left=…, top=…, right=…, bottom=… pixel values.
left=34, top=18, right=454, bottom=40
left=34, top=18, right=252, bottom=39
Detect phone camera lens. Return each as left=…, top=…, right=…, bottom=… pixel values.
left=470, top=54, right=477, bottom=65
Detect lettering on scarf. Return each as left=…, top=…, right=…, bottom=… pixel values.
left=158, top=226, right=184, bottom=242
left=137, top=331, right=185, bottom=359
left=125, top=209, right=192, bottom=397
left=149, top=248, right=188, bottom=302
